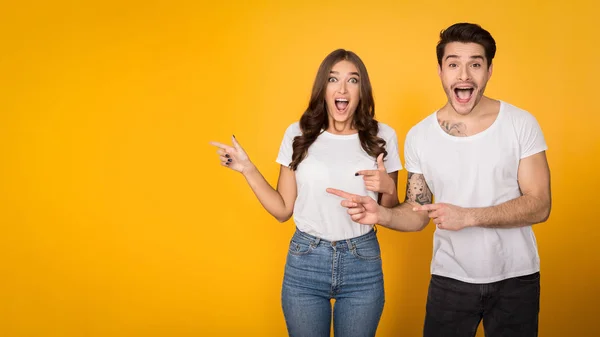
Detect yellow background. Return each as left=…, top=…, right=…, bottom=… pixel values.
left=1, top=0, right=599, bottom=336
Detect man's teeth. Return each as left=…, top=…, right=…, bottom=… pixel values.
left=455, top=88, right=473, bottom=100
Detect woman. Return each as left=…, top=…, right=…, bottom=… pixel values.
left=210, top=49, right=402, bottom=337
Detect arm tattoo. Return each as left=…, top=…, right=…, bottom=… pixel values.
left=438, top=119, right=467, bottom=137
left=404, top=172, right=433, bottom=205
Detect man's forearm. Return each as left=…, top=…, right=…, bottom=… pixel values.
left=467, top=194, right=551, bottom=228
left=378, top=202, right=429, bottom=232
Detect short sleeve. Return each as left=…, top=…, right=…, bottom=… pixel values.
left=518, top=112, right=548, bottom=159
left=380, top=125, right=402, bottom=173
left=276, top=122, right=301, bottom=167
left=403, top=127, right=422, bottom=174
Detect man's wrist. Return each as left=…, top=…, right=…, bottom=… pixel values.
left=464, top=208, right=478, bottom=227
left=378, top=205, right=392, bottom=226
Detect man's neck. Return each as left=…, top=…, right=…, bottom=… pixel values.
left=436, top=97, right=500, bottom=137
left=439, top=96, right=496, bottom=122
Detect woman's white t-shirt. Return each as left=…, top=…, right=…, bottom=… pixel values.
left=276, top=122, right=402, bottom=241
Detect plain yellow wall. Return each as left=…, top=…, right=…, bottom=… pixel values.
left=1, top=0, right=599, bottom=336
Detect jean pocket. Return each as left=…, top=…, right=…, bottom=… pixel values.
left=350, top=241, right=381, bottom=261
left=288, top=239, right=315, bottom=256
left=514, top=272, right=540, bottom=283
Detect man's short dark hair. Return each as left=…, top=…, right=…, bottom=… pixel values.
left=436, top=23, right=496, bottom=68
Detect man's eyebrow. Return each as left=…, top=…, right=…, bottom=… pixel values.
left=444, top=54, right=485, bottom=61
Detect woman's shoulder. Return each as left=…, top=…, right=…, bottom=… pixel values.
left=376, top=122, right=397, bottom=138
left=283, top=121, right=302, bottom=137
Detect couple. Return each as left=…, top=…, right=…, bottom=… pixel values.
left=210, top=22, right=551, bottom=337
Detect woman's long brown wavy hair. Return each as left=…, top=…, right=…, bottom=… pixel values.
left=289, top=49, right=387, bottom=170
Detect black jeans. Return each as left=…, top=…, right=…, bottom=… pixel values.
left=424, top=272, right=540, bottom=337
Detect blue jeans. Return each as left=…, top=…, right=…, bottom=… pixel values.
left=281, top=228, right=385, bottom=337
left=424, top=272, right=540, bottom=337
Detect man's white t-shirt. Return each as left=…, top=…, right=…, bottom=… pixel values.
left=277, top=122, right=402, bottom=241
left=404, top=101, right=547, bottom=283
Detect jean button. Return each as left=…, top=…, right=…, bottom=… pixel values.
left=331, top=241, right=337, bottom=247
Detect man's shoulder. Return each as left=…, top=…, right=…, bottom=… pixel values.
left=499, top=101, right=541, bottom=126
left=500, top=101, right=536, bottom=117
left=407, top=111, right=438, bottom=138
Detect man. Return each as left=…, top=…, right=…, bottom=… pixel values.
left=327, top=22, right=551, bottom=336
